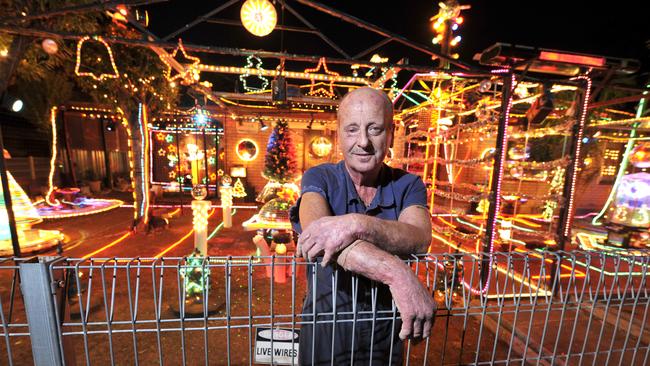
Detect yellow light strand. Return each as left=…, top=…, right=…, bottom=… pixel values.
left=46, top=107, right=60, bottom=206
left=75, top=36, right=119, bottom=81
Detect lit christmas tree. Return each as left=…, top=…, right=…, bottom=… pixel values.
left=232, top=178, right=247, bottom=198
left=263, top=120, right=298, bottom=183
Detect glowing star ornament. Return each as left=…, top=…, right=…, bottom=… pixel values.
left=165, top=134, right=174, bottom=143
left=158, top=148, right=166, bottom=157
left=304, top=57, right=339, bottom=98
left=75, top=36, right=119, bottom=81
left=162, top=39, right=201, bottom=84
left=156, top=132, right=166, bottom=141
left=240, top=0, right=277, bottom=37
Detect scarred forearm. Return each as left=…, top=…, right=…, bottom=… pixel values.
left=336, top=239, right=410, bottom=286
left=349, top=209, right=431, bottom=256
left=336, top=239, right=437, bottom=340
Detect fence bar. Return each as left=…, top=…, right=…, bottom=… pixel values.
left=18, top=257, right=66, bottom=366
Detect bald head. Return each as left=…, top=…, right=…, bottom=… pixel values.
left=337, top=87, right=393, bottom=127
left=337, top=87, right=394, bottom=177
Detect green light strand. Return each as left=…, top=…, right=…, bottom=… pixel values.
left=403, top=92, right=421, bottom=106
left=239, top=56, right=268, bottom=93
left=411, top=90, right=433, bottom=102
left=592, top=93, right=647, bottom=225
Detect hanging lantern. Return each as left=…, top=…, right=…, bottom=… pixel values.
left=630, top=142, right=650, bottom=168
left=309, top=136, right=332, bottom=158
left=41, top=39, right=58, bottom=55
left=240, top=0, right=277, bottom=37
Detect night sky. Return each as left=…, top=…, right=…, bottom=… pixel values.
left=144, top=0, right=650, bottom=77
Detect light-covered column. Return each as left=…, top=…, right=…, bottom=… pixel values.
left=191, top=185, right=209, bottom=255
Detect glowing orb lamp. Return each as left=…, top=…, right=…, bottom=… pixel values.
left=309, top=136, right=332, bottom=158
left=240, top=0, right=277, bottom=37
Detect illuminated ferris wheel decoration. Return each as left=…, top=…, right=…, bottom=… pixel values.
left=240, top=0, right=278, bottom=37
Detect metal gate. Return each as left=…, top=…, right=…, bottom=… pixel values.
left=1, top=251, right=649, bottom=365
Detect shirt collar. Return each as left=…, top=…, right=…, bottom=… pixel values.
left=339, top=161, right=395, bottom=208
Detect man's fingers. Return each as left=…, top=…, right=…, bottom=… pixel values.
left=412, top=316, right=423, bottom=338
left=399, top=315, right=413, bottom=340
left=321, top=251, right=332, bottom=267
left=422, top=317, right=433, bottom=339
left=300, top=238, right=314, bottom=259
left=307, top=245, right=323, bottom=263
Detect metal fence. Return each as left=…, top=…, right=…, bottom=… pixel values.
left=1, top=251, right=649, bottom=365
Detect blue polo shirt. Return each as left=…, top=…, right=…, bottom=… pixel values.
left=289, top=160, right=428, bottom=365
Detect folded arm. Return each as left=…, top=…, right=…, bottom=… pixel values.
left=298, top=192, right=431, bottom=264
left=296, top=192, right=435, bottom=339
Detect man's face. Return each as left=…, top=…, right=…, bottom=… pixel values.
left=338, top=94, right=393, bottom=175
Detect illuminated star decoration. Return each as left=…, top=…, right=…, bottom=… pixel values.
left=161, top=39, right=201, bottom=84
left=217, top=169, right=224, bottom=177
left=239, top=55, right=269, bottom=92
left=156, top=132, right=165, bottom=141
left=304, top=57, right=339, bottom=98
left=209, top=147, right=216, bottom=155
left=208, top=156, right=216, bottom=165
left=165, top=134, right=174, bottom=143
left=158, top=148, right=166, bottom=157
left=167, top=144, right=176, bottom=153
left=169, top=170, right=177, bottom=179
left=75, top=36, right=119, bottom=81
left=210, top=173, right=217, bottom=181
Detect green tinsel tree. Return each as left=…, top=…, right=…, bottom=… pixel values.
left=263, top=120, right=298, bottom=183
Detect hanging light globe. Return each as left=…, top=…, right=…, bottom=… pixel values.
left=240, top=0, right=277, bottom=37
left=630, top=142, right=650, bottom=168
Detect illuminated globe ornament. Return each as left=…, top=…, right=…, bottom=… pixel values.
left=240, top=0, right=277, bottom=37
left=41, top=38, right=58, bottom=55
left=309, top=136, right=332, bottom=158
left=630, top=142, right=650, bottom=168
left=221, top=174, right=232, bottom=186
left=191, top=184, right=208, bottom=200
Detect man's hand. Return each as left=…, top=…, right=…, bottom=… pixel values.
left=297, top=214, right=359, bottom=266
left=389, top=265, right=437, bottom=340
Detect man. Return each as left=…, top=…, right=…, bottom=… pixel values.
left=289, top=87, right=436, bottom=365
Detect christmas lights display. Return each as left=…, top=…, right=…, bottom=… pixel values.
left=397, top=70, right=594, bottom=295
left=149, top=127, right=220, bottom=187
left=239, top=55, right=269, bottom=92
left=429, top=0, right=470, bottom=62
left=609, top=173, right=650, bottom=228
left=0, top=167, right=63, bottom=256
left=262, top=120, right=298, bottom=183
left=160, top=39, right=201, bottom=84
left=240, top=0, right=277, bottom=37
left=244, top=120, right=300, bottom=235
left=75, top=36, right=119, bottom=81
left=304, top=57, right=340, bottom=98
